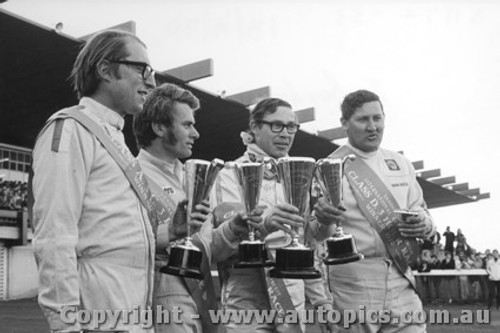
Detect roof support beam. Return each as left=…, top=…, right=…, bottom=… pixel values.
left=318, top=127, right=346, bottom=141
left=429, top=176, right=456, bottom=185
left=295, top=107, right=315, bottom=124
left=412, top=160, right=424, bottom=170
left=226, top=86, right=270, bottom=106
left=160, top=58, right=213, bottom=82
left=475, top=193, right=490, bottom=200
left=458, top=188, right=480, bottom=197
left=445, top=183, right=469, bottom=191
left=80, top=21, right=136, bottom=41
left=416, top=169, right=441, bottom=179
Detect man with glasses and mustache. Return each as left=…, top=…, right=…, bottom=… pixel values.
left=212, top=98, right=335, bottom=333
left=30, top=30, right=156, bottom=333
left=314, top=90, right=436, bottom=332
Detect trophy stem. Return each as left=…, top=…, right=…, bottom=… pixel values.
left=186, top=195, right=195, bottom=239
left=334, top=224, right=344, bottom=237
left=248, top=230, right=256, bottom=242
left=185, top=236, right=194, bottom=247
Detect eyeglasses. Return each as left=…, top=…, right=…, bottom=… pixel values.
left=108, top=59, right=155, bottom=80
left=258, top=120, right=300, bottom=134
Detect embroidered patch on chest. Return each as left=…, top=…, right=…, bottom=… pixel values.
left=384, top=159, right=400, bottom=171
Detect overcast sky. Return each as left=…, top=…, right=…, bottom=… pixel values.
left=3, top=0, right=500, bottom=252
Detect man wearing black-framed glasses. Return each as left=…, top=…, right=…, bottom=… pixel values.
left=108, top=59, right=155, bottom=81
left=256, top=120, right=300, bottom=134
left=31, top=30, right=157, bottom=333
left=212, top=97, right=334, bottom=333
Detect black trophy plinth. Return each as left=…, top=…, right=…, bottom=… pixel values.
left=233, top=240, right=273, bottom=268
left=268, top=245, right=321, bottom=279
left=324, top=231, right=363, bottom=265
left=161, top=242, right=203, bottom=279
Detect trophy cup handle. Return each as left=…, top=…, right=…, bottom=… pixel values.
left=341, top=154, right=356, bottom=165
left=262, top=157, right=276, bottom=171
left=338, top=154, right=355, bottom=207
left=211, top=158, right=225, bottom=170
left=263, top=157, right=273, bottom=164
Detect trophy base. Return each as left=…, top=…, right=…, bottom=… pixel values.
left=233, top=240, right=273, bottom=268
left=324, top=252, right=364, bottom=265
left=268, top=245, right=321, bottom=279
left=161, top=244, right=203, bottom=280
left=324, top=233, right=363, bottom=266
left=268, top=267, right=321, bottom=279
left=233, top=260, right=275, bottom=268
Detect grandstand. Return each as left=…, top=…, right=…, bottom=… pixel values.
left=0, top=7, right=490, bottom=302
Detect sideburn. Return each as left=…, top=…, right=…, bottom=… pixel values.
left=163, top=130, right=177, bottom=145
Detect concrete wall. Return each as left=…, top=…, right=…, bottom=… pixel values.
left=0, top=243, right=37, bottom=301
left=0, top=168, right=28, bottom=182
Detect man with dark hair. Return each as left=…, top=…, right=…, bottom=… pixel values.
left=134, top=83, right=261, bottom=333
left=212, top=97, right=335, bottom=333
left=31, top=30, right=156, bottom=332
left=443, top=226, right=455, bottom=255
left=315, top=89, right=436, bottom=332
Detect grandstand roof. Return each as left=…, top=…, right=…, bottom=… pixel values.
left=0, top=8, right=488, bottom=209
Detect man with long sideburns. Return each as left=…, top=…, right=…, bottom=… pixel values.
left=134, top=82, right=262, bottom=333
left=212, top=97, right=335, bottom=333
left=315, top=89, right=436, bottom=332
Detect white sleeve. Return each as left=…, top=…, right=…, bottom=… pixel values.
left=32, top=118, right=92, bottom=332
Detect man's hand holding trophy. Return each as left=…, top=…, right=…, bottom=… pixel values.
left=161, top=158, right=224, bottom=279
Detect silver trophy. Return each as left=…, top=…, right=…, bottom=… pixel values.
left=315, top=154, right=363, bottom=265
left=394, top=209, right=420, bottom=234
left=227, top=160, right=271, bottom=268
left=394, top=210, right=419, bottom=222
left=161, top=158, right=224, bottom=279
left=268, top=157, right=321, bottom=279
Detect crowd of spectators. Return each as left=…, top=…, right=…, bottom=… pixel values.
left=0, top=180, right=28, bottom=210
left=416, top=226, right=500, bottom=309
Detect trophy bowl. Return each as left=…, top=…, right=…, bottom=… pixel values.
left=162, top=158, right=224, bottom=279
left=228, top=161, right=273, bottom=268
left=394, top=209, right=419, bottom=222
left=316, top=155, right=363, bottom=265
left=268, top=157, right=321, bottom=279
